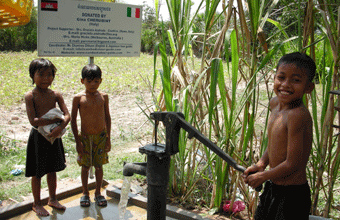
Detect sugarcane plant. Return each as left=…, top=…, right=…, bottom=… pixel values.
left=142, top=0, right=340, bottom=218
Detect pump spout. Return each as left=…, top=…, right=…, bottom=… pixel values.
left=123, top=162, right=147, bottom=177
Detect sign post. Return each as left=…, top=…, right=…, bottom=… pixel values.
left=38, top=0, right=142, bottom=179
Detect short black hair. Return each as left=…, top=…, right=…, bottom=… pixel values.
left=276, top=52, right=316, bottom=82
left=81, top=64, right=102, bottom=80
left=29, top=58, right=56, bottom=84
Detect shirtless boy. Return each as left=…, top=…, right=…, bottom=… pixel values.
left=25, top=58, right=70, bottom=216
left=71, top=64, right=111, bottom=207
left=244, top=52, right=316, bottom=220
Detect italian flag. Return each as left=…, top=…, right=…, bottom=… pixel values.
left=127, top=7, right=140, bottom=18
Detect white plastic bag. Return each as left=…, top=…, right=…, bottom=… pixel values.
left=37, top=108, right=66, bottom=144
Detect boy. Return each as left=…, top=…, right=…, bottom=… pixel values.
left=25, top=58, right=70, bottom=216
left=71, top=64, right=111, bottom=207
left=244, top=52, right=316, bottom=220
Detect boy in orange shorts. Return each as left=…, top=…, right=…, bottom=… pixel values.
left=71, top=64, right=111, bottom=207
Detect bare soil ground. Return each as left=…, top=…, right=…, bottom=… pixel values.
left=0, top=91, right=245, bottom=219
left=0, top=91, right=154, bottom=145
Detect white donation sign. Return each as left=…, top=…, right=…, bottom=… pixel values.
left=38, top=0, right=142, bottom=57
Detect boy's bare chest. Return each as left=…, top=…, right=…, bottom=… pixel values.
left=33, top=92, right=57, bottom=116
left=268, top=110, right=288, bottom=136
left=79, top=95, right=104, bottom=110
left=268, top=110, right=289, bottom=162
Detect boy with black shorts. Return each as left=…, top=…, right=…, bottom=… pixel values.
left=244, top=52, right=316, bottom=220
left=25, top=58, right=70, bottom=216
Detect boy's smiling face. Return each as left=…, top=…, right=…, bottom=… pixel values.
left=274, top=63, right=314, bottom=105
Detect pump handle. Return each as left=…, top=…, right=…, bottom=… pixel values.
left=151, top=112, right=263, bottom=192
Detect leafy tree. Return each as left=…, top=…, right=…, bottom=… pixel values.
left=0, top=6, right=37, bottom=51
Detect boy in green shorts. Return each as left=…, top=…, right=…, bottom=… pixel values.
left=71, top=64, right=111, bottom=207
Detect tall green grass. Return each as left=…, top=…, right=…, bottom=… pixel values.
left=309, top=2, right=340, bottom=217
left=150, top=0, right=340, bottom=218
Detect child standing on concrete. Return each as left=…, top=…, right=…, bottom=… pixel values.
left=244, top=52, right=316, bottom=220
left=71, top=64, right=111, bottom=207
left=25, top=58, right=70, bottom=216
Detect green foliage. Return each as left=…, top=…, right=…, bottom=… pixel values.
left=141, top=28, right=158, bottom=53
left=0, top=132, right=28, bottom=201
left=141, top=5, right=159, bottom=54
left=150, top=0, right=340, bottom=218
left=0, top=7, right=37, bottom=51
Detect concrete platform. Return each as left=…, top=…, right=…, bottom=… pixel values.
left=107, top=185, right=205, bottom=220
left=0, top=179, right=206, bottom=220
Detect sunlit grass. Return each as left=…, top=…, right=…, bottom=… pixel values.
left=0, top=51, right=162, bottom=107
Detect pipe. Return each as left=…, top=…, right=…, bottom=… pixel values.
left=122, top=162, right=147, bottom=177
left=146, top=154, right=170, bottom=220
left=122, top=156, right=169, bottom=220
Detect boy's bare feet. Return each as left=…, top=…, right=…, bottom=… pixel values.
left=32, top=203, right=50, bottom=216
left=48, top=199, right=66, bottom=210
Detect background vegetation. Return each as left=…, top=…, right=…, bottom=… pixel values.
left=148, top=0, right=340, bottom=219
left=1, top=0, right=340, bottom=219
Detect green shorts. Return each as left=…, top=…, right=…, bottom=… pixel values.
left=77, top=130, right=109, bottom=167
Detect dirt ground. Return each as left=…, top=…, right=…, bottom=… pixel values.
left=0, top=91, right=245, bottom=219
left=0, top=91, right=154, bottom=144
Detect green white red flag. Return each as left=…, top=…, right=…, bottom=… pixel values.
left=127, top=7, right=140, bottom=18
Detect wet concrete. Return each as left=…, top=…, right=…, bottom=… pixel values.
left=0, top=179, right=204, bottom=220
left=7, top=188, right=149, bottom=220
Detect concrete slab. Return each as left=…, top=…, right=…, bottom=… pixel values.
left=107, top=185, right=207, bottom=220
left=7, top=188, right=148, bottom=220
left=0, top=179, right=207, bottom=220
left=0, top=179, right=109, bottom=219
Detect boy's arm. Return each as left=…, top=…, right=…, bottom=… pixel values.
left=244, top=149, right=269, bottom=175
left=70, top=95, right=83, bottom=154
left=25, top=92, right=37, bottom=127
left=244, top=98, right=273, bottom=179
left=246, top=108, right=309, bottom=188
left=104, top=94, right=111, bottom=152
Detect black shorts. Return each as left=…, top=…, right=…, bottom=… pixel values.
left=255, top=181, right=311, bottom=220
left=25, top=128, right=66, bottom=178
